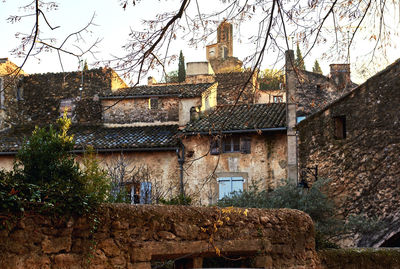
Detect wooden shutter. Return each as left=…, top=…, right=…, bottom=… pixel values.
left=240, top=137, right=251, bottom=154
left=210, top=138, right=220, bottom=155
left=140, top=182, right=152, bottom=204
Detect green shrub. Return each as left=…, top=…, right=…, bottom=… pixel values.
left=218, top=179, right=381, bottom=249
left=0, top=114, right=111, bottom=216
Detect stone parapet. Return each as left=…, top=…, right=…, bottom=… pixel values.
left=0, top=204, right=318, bottom=268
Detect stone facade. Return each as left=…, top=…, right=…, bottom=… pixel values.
left=183, top=132, right=287, bottom=204
left=206, top=21, right=243, bottom=73
left=102, top=97, right=179, bottom=124
left=1, top=68, right=126, bottom=128
left=0, top=204, right=318, bottom=269
left=298, top=58, right=400, bottom=247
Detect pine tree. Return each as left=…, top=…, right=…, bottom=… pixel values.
left=295, top=44, right=306, bottom=70
left=83, top=60, right=89, bottom=71
left=178, top=50, right=186, bottom=83
left=312, top=60, right=322, bottom=74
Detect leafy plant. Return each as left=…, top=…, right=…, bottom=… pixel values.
left=218, top=179, right=382, bottom=249
left=0, top=113, right=111, bottom=216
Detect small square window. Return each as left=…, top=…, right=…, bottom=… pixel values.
left=222, top=136, right=241, bottom=153
left=273, top=95, right=283, bottom=103
left=333, top=116, right=346, bottom=139
left=149, top=98, right=159, bottom=109
left=59, top=98, right=75, bottom=118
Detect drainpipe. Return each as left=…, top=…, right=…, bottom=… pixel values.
left=176, top=140, right=185, bottom=198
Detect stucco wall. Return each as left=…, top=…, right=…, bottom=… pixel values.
left=0, top=155, right=14, bottom=171
left=0, top=204, right=317, bottom=269
left=179, top=97, right=201, bottom=126
left=298, top=59, right=400, bottom=247
left=183, top=132, right=287, bottom=205
left=102, top=97, right=179, bottom=124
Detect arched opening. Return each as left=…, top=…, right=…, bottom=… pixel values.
left=380, top=232, right=400, bottom=247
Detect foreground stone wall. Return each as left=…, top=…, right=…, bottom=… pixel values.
left=0, top=204, right=317, bottom=269
left=318, top=249, right=400, bottom=269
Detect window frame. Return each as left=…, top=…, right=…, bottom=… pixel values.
left=149, top=97, right=159, bottom=110
left=273, top=95, right=283, bottom=103
left=218, top=177, right=244, bottom=200
left=210, top=135, right=252, bottom=155
left=333, top=116, right=346, bottom=139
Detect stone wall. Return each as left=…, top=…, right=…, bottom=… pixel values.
left=102, top=97, right=179, bottom=124
left=290, top=69, right=352, bottom=116
left=318, top=249, right=400, bottom=269
left=4, top=68, right=118, bottom=127
left=183, top=132, right=287, bottom=205
left=298, top=59, right=400, bottom=247
left=0, top=204, right=317, bottom=269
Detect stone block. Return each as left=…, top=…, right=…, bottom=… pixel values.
left=41, top=235, right=71, bottom=254
left=53, top=254, right=81, bottom=269
left=97, top=238, right=120, bottom=257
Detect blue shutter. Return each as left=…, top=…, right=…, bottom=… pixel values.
left=218, top=178, right=231, bottom=200
left=140, top=182, right=152, bottom=204
left=218, top=177, right=244, bottom=199
left=231, top=177, right=244, bottom=194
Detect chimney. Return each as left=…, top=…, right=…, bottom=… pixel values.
left=147, top=76, right=157, bottom=86
left=330, top=64, right=350, bottom=89
left=285, top=50, right=298, bottom=184
left=185, top=62, right=215, bottom=83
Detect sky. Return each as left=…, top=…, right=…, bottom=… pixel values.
left=1, top=0, right=400, bottom=85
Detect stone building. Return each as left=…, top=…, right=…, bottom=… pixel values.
left=0, top=22, right=358, bottom=206
left=206, top=21, right=243, bottom=73
left=297, top=58, right=400, bottom=247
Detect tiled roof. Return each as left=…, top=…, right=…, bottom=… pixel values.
left=182, top=103, right=286, bottom=134
left=101, top=83, right=215, bottom=99
left=0, top=125, right=179, bottom=153
left=215, top=71, right=254, bottom=88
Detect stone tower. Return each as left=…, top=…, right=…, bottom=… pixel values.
left=206, top=21, right=242, bottom=73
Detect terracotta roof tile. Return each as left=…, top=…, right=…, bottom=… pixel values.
left=182, top=103, right=286, bottom=133
left=101, top=83, right=215, bottom=98
left=0, top=125, right=179, bottom=153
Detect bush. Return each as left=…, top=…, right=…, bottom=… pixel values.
left=218, top=179, right=381, bottom=249
left=0, top=114, right=110, bottom=216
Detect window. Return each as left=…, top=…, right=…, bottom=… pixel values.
left=218, top=177, right=244, bottom=199
left=16, top=87, right=23, bottom=101
left=59, top=98, right=75, bottom=118
left=333, top=116, right=346, bottom=139
left=223, top=136, right=240, bottom=153
left=0, top=78, right=4, bottom=109
left=210, top=137, right=220, bottom=155
left=149, top=98, right=159, bottom=109
left=112, top=181, right=152, bottom=204
left=273, top=95, right=283, bottom=103
left=211, top=136, right=251, bottom=155
left=297, top=116, right=306, bottom=123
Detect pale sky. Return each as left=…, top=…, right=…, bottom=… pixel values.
left=1, top=0, right=400, bottom=84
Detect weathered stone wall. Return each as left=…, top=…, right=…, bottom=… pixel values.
left=183, top=132, right=287, bottom=205
left=318, top=249, right=400, bottom=269
left=5, top=68, right=117, bottom=127
left=97, top=151, right=180, bottom=200
left=0, top=204, right=317, bottom=269
left=289, top=69, right=354, bottom=116
left=298, top=59, right=400, bottom=247
left=102, top=97, right=179, bottom=124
